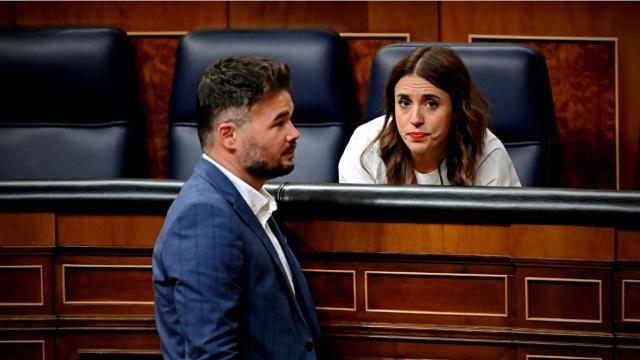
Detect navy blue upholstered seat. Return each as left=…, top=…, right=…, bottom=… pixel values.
left=365, top=43, right=558, bottom=187
left=168, top=29, right=357, bottom=182
left=0, top=27, right=146, bottom=180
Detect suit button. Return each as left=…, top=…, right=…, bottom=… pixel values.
left=304, top=341, right=314, bottom=352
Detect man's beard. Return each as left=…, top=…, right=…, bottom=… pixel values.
left=241, top=137, right=296, bottom=180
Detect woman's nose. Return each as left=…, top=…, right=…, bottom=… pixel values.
left=409, top=108, right=425, bottom=126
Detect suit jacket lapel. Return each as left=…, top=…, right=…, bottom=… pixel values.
left=193, top=158, right=304, bottom=308
left=269, top=217, right=321, bottom=339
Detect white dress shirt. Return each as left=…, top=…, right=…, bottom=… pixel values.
left=338, top=115, right=521, bottom=186
left=202, top=154, right=296, bottom=295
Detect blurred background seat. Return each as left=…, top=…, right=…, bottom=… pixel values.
left=364, top=42, right=558, bottom=187
left=168, top=28, right=358, bottom=182
left=0, top=27, right=146, bottom=180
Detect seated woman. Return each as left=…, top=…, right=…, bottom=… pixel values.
left=339, top=46, right=521, bottom=186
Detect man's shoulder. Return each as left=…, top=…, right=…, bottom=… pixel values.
left=169, top=174, right=227, bottom=213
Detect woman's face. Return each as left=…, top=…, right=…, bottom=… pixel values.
left=394, top=74, right=453, bottom=170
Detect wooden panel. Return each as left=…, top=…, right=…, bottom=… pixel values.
left=510, top=225, right=614, bottom=260
left=440, top=1, right=640, bottom=190
left=344, top=35, right=408, bottom=122
left=617, top=229, right=640, bottom=261
left=525, top=357, right=602, bottom=360
left=367, top=2, right=438, bottom=42
left=56, top=333, right=160, bottom=360
left=56, top=256, right=153, bottom=315
left=228, top=1, right=367, bottom=32
left=0, top=213, right=55, bottom=247
left=518, top=347, right=611, bottom=360
left=622, top=279, right=640, bottom=321
left=15, top=1, right=227, bottom=31
left=440, top=2, right=628, bottom=45
left=517, top=266, right=611, bottom=332
left=285, top=221, right=443, bottom=253
left=79, top=353, right=161, bottom=360
left=303, top=270, right=355, bottom=311
left=302, top=258, right=514, bottom=329
left=530, top=40, right=615, bottom=189
left=616, top=351, right=640, bottom=360
left=62, top=265, right=152, bottom=304
left=0, top=2, right=13, bottom=26
left=526, top=277, right=601, bottom=323
left=326, top=335, right=514, bottom=359
left=0, top=266, right=43, bottom=305
left=131, top=36, right=180, bottom=178
left=366, top=271, right=507, bottom=317
left=614, top=270, right=640, bottom=333
left=0, top=255, right=52, bottom=316
left=472, top=37, right=616, bottom=190
left=444, top=224, right=510, bottom=256
left=0, top=340, right=45, bottom=360
left=57, top=215, right=164, bottom=247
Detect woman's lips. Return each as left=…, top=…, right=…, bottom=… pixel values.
left=408, top=132, right=428, bottom=140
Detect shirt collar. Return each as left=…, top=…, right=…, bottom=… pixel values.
left=202, top=154, right=277, bottom=226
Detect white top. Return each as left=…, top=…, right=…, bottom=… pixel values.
left=203, top=154, right=296, bottom=294
left=338, top=115, right=521, bottom=186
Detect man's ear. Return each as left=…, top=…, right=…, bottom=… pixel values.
left=217, top=121, right=238, bottom=151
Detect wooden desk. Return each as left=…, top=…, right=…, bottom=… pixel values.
left=1, top=181, right=639, bottom=359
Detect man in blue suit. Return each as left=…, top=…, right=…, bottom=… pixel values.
left=153, top=56, right=320, bottom=359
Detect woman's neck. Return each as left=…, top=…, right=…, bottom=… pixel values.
left=413, top=159, right=440, bottom=174
left=413, top=149, right=446, bottom=174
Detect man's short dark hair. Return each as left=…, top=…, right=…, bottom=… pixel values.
left=196, top=56, right=292, bottom=149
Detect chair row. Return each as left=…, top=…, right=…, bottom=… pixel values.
left=0, top=27, right=557, bottom=186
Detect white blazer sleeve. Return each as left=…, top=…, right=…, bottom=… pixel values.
left=338, top=117, right=386, bottom=184
left=475, top=146, right=522, bottom=187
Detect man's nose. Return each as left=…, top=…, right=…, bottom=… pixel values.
left=286, top=121, right=300, bottom=142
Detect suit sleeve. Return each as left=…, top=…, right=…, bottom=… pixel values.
left=161, top=200, right=244, bottom=359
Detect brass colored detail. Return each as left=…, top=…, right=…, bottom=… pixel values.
left=62, top=264, right=153, bottom=305
left=77, top=349, right=162, bottom=355
left=468, top=34, right=617, bottom=42
left=302, top=269, right=357, bottom=311
left=126, top=31, right=187, bottom=37
left=339, top=32, right=411, bottom=42
left=526, top=355, right=602, bottom=360
left=622, top=279, right=640, bottom=322
left=0, top=265, right=44, bottom=306
left=364, top=271, right=508, bottom=317
left=525, top=277, right=602, bottom=323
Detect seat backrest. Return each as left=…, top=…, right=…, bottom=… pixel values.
left=0, top=27, right=146, bottom=180
left=168, top=29, right=357, bottom=182
left=364, top=43, right=558, bottom=187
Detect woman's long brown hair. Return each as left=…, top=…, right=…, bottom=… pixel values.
left=362, top=46, right=488, bottom=185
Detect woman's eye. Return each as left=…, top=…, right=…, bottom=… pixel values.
left=398, top=99, right=410, bottom=108
left=426, top=99, right=439, bottom=108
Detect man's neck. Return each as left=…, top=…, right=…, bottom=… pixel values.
left=205, top=151, right=265, bottom=190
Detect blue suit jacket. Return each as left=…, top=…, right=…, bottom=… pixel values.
left=153, top=158, right=321, bottom=359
